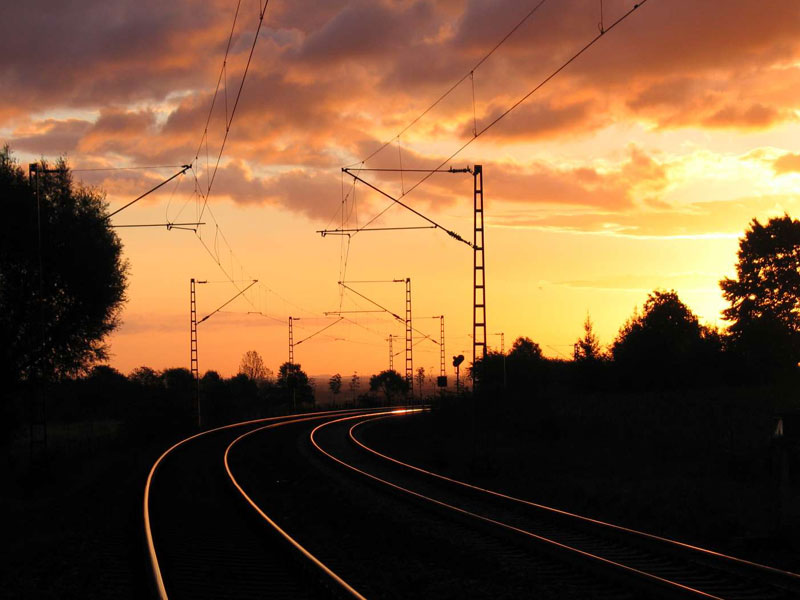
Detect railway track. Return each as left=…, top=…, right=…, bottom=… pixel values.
left=309, top=410, right=800, bottom=600
left=146, top=406, right=800, bottom=598
left=144, top=408, right=375, bottom=600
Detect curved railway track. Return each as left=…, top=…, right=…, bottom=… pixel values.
left=146, top=407, right=800, bottom=599
left=144, top=408, right=374, bottom=599
left=309, top=411, right=800, bottom=600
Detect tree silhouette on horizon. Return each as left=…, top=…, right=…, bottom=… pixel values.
left=0, top=147, right=128, bottom=388
left=721, top=214, right=800, bottom=375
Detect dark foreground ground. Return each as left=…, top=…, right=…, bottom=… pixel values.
left=2, top=422, right=167, bottom=599
left=362, top=386, right=800, bottom=574
left=3, top=384, right=800, bottom=598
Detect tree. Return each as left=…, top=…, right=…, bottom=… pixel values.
left=574, top=316, right=603, bottom=362
left=573, top=316, right=608, bottom=390
left=415, top=367, right=426, bottom=397
left=509, top=337, right=543, bottom=361
left=720, top=215, right=800, bottom=373
left=612, top=290, right=720, bottom=388
left=0, top=148, right=128, bottom=387
left=277, top=362, right=313, bottom=404
left=129, top=366, right=161, bottom=388
left=238, top=350, right=268, bottom=382
left=349, top=372, right=360, bottom=403
left=369, top=370, right=408, bottom=405
left=329, top=373, right=342, bottom=395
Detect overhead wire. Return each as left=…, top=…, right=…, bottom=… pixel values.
left=199, top=0, right=269, bottom=220
left=295, top=317, right=345, bottom=346
left=351, top=0, right=650, bottom=237
left=73, top=164, right=185, bottom=172
left=348, top=0, right=549, bottom=168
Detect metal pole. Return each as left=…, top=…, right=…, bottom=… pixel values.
left=190, top=278, right=200, bottom=428
left=439, top=316, right=446, bottom=379
left=472, top=164, right=487, bottom=392
left=405, top=278, right=413, bottom=396
left=289, top=316, right=298, bottom=364
left=28, top=163, right=47, bottom=463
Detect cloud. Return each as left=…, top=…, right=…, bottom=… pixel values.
left=196, top=161, right=349, bottom=220
left=9, top=119, right=92, bottom=155
left=773, top=153, right=800, bottom=175
left=491, top=194, right=800, bottom=240
left=4, top=0, right=800, bottom=232
left=552, top=272, right=722, bottom=293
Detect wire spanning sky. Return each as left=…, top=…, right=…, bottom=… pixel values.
left=2, top=0, right=800, bottom=377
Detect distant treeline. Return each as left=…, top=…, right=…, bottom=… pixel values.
left=3, top=364, right=319, bottom=444
left=475, top=288, right=800, bottom=400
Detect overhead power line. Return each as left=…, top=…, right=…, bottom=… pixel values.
left=348, top=0, right=650, bottom=239
left=350, top=0, right=549, bottom=168
left=198, top=0, right=270, bottom=220
left=72, top=164, right=185, bottom=172
left=106, top=165, right=191, bottom=219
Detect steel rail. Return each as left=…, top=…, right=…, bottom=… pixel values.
left=350, top=414, right=800, bottom=593
left=223, top=414, right=374, bottom=600
left=310, top=413, right=737, bottom=599
left=143, top=407, right=375, bottom=600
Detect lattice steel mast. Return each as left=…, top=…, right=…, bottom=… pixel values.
left=289, top=316, right=298, bottom=364
left=190, top=278, right=200, bottom=427
left=472, top=165, right=487, bottom=384
left=404, top=277, right=413, bottom=388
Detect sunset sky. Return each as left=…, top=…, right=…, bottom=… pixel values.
left=3, top=0, right=800, bottom=380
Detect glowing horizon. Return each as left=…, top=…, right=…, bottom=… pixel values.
left=4, top=0, right=800, bottom=378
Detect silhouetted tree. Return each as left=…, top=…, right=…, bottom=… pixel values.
left=350, top=372, right=360, bottom=404
left=369, top=370, right=408, bottom=405
left=574, top=316, right=604, bottom=362
left=470, top=351, right=507, bottom=396
left=509, top=337, right=543, bottom=361
left=415, top=367, right=426, bottom=397
left=507, top=336, right=548, bottom=394
left=0, top=147, right=128, bottom=388
left=721, top=215, right=800, bottom=375
left=277, top=362, right=313, bottom=405
left=329, top=373, right=342, bottom=396
left=238, top=350, right=268, bottom=382
left=612, top=290, right=721, bottom=388
left=573, top=316, right=610, bottom=390
left=129, top=366, right=160, bottom=388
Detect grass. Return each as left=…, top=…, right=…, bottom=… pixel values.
left=362, top=384, right=800, bottom=572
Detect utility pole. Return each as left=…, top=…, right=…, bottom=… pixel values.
left=322, top=166, right=482, bottom=396
left=439, top=315, right=446, bottom=380
left=472, top=164, right=487, bottom=391
left=190, top=278, right=200, bottom=427
left=387, top=334, right=394, bottom=371
left=404, top=277, right=413, bottom=392
left=189, top=278, right=208, bottom=428
left=28, top=163, right=50, bottom=465
left=190, top=278, right=251, bottom=428
left=493, top=332, right=504, bottom=354
left=289, top=316, right=299, bottom=364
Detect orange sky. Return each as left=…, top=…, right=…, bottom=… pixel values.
left=3, top=0, right=800, bottom=379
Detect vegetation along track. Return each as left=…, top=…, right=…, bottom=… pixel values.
left=144, top=408, right=377, bottom=600
left=314, top=411, right=800, bottom=600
